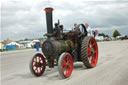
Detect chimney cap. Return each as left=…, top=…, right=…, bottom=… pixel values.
left=44, top=7, right=54, bottom=12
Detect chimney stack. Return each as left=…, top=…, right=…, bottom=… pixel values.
left=44, top=7, right=54, bottom=34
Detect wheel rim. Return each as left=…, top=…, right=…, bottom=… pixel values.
left=87, top=37, right=98, bottom=67
left=32, top=54, right=46, bottom=76
left=62, top=54, right=73, bottom=77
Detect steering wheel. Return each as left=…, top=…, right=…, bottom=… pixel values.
left=77, top=24, right=87, bottom=35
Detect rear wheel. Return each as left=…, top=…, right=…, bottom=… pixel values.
left=81, top=36, right=98, bottom=68
left=58, top=52, right=73, bottom=78
left=29, top=53, right=46, bottom=76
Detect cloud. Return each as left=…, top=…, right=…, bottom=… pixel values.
left=1, top=0, right=128, bottom=41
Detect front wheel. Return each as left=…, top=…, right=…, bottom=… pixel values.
left=58, top=52, right=73, bottom=79
left=29, top=53, right=46, bottom=76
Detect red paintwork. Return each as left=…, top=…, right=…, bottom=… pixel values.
left=62, top=54, right=73, bottom=77
left=87, top=37, right=98, bottom=67
left=44, top=8, right=54, bottom=13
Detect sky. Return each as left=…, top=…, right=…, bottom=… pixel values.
left=1, top=0, right=128, bottom=41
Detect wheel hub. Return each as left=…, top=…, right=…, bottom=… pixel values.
left=39, top=63, right=42, bottom=67
left=91, top=48, right=94, bottom=56
left=67, top=63, right=70, bottom=68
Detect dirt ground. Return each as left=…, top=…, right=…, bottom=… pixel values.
left=1, top=40, right=128, bottom=85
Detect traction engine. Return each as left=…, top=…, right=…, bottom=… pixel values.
left=29, top=7, right=98, bottom=78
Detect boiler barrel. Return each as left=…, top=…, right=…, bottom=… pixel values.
left=42, top=39, right=75, bottom=58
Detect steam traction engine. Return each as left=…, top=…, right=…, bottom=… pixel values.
left=30, top=7, right=98, bottom=78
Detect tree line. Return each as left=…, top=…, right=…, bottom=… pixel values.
left=98, top=29, right=121, bottom=38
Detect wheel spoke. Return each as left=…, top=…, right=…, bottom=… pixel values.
left=88, top=48, right=91, bottom=56
left=88, top=56, right=92, bottom=64
left=63, top=60, right=67, bottom=66
left=34, top=62, right=39, bottom=67
left=66, top=68, right=69, bottom=74
left=91, top=52, right=97, bottom=64
left=67, top=57, right=71, bottom=64
left=91, top=57, right=94, bottom=63
left=91, top=43, right=95, bottom=49
left=62, top=60, right=67, bottom=72
left=62, top=65, right=67, bottom=71
left=88, top=41, right=91, bottom=48
left=36, top=57, right=39, bottom=62
left=33, top=66, right=37, bottom=70
left=37, top=67, right=40, bottom=73
left=39, top=57, right=41, bottom=63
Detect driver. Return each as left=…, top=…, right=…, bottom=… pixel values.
left=73, top=23, right=80, bottom=34
left=74, top=23, right=78, bottom=30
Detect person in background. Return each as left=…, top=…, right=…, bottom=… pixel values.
left=36, top=43, right=39, bottom=51
left=31, top=44, right=34, bottom=49
left=85, top=23, right=92, bottom=36
left=74, top=23, right=78, bottom=30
